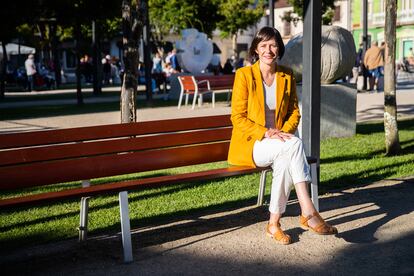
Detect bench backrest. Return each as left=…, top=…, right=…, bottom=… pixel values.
left=0, top=115, right=233, bottom=191
left=195, top=75, right=235, bottom=89
left=177, top=76, right=197, bottom=93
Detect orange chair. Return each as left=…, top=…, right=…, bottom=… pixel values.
left=177, top=76, right=215, bottom=109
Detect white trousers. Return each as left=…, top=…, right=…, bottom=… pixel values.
left=253, top=136, right=312, bottom=214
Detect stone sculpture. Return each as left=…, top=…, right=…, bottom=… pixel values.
left=280, top=25, right=356, bottom=84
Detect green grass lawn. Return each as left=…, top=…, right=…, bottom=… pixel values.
left=0, top=118, right=413, bottom=252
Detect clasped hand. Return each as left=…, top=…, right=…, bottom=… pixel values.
left=264, top=128, right=293, bottom=142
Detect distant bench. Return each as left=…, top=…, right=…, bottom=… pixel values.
left=195, top=74, right=235, bottom=92
left=196, top=74, right=235, bottom=102
left=0, top=114, right=318, bottom=262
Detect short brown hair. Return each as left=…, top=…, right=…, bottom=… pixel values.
left=248, top=27, right=285, bottom=63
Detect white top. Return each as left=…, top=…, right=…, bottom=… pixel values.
left=263, top=78, right=277, bottom=129
left=25, top=58, right=36, bottom=76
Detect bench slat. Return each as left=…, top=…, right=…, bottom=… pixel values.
left=0, top=128, right=233, bottom=166
left=0, top=142, right=231, bottom=190
left=0, top=115, right=231, bottom=149
left=0, top=166, right=262, bottom=209
left=195, top=75, right=235, bottom=89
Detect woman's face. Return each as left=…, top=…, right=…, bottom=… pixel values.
left=255, top=38, right=278, bottom=66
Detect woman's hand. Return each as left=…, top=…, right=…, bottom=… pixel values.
left=264, top=128, right=293, bottom=142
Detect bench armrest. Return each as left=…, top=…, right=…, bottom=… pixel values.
left=197, top=79, right=211, bottom=90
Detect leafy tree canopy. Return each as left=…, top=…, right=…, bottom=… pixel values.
left=216, top=0, right=265, bottom=38
left=287, top=0, right=336, bottom=25
left=149, top=0, right=223, bottom=37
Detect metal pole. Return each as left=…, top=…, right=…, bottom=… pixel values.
left=362, top=0, right=368, bottom=90
left=302, top=0, right=321, bottom=160
left=269, top=0, right=275, bottom=28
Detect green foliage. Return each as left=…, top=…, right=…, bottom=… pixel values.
left=216, top=0, right=265, bottom=38
left=149, top=0, right=223, bottom=37
left=287, top=0, right=336, bottom=24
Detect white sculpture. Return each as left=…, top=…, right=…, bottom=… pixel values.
left=176, top=29, right=213, bottom=74
left=280, top=25, right=356, bottom=84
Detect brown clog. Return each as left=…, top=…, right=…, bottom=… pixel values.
left=266, top=222, right=292, bottom=245
left=300, top=212, right=338, bottom=235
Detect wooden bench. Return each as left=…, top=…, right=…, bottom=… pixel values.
left=0, top=114, right=318, bottom=262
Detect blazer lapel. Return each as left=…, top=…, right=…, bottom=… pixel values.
left=276, top=65, right=286, bottom=115
left=252, top=61, right=264, bottom=115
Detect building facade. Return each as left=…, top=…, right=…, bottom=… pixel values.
left=351, top=0, right=414, bottom=61
left=273, top=0, right=352, bottom=43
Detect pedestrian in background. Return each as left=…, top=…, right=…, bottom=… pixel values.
left=363, top=41, right=384, bottom=92
left=24, top=54, right=37, bottom=91
left=102, top=55, right=111, bottom=85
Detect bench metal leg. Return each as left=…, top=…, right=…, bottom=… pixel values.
left=79, top=180, right=91, bottom=242
left=191, top=92, right=198, bottom=109
left=198, top=94, right=203, bottom=107
left=79, top=196, right=90, bottom=241
left=212, top=92, right=215, bottom=108
left=257, top=169, right=271, bottom=206
left=186, top=94, right=191, bottom=107
left=226, top=90, right=232, bottom=103
left=119, top=191, right=133, bottom=263
left=178, top=92, right=184, bottom=109
left=310, top=163, right=319, bottom=212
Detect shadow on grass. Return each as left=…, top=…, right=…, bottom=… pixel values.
left=321, top=138, right=414, bottom=164
left=0, top=174, right=259, bottom=242
left=356, top=117, right=414, bottom=135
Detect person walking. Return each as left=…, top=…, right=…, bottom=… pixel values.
left=363, top=41, right=384, bottom=92
left=228, top=26, right=337, bottom=245
left=24, top=54, right=37, bottom=91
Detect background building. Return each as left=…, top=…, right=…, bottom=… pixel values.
left=351, top=0, right=414, bottom=61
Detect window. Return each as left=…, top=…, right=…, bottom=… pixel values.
left=401, top=0, right=414, bottom=10
left=380, top=0, right=385, bottom=12
left=333, top=5, right=341, bottom=22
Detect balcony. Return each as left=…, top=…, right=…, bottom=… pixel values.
left=398, top=9, right=414, bottom=24
left=368, top=9, right=414, bottom=26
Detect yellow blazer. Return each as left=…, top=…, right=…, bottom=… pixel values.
left=227, top=61, right=301, bottom=167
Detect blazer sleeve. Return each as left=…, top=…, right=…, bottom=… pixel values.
left=231, top=68, right=267, bottom=141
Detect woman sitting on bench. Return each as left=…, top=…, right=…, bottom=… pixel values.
left=228, top=26, right=337, bottom=245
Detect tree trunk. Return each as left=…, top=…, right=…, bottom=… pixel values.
left=50, top=22, right=62, bottom=88
left=0, top=41, right=7, bottom=99
left=75, top=20, right=84, bottom=105
left=383, top=0, right=400, bottom=155
left=92, top=20, right=102, bottom=95
left=232, top=33, right=238, bottom=58
left=142, top=0, right=153, bottom=105
left=120, top=0, right=143, bottom=123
